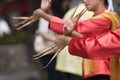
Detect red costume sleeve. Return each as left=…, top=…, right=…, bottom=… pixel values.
left=49, top=16, right=111, bottom=35
left=68, top=27, right=120, bottom=59
left=49, top=16, right=66, bottom=34
left=75, top=18, right=111, bottom=35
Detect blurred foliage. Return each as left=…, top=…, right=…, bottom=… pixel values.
left=0, top=30, right=28, bottom=45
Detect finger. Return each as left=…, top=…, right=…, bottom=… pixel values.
left=63, top=27, right=70, bottom=35
left=63, top=24, right=74, bottom=35
left=71, top=8, right=87, bottom=30
left=33, top=43, right=56, bottom=57
left=43, top=47, right=64, bottom=68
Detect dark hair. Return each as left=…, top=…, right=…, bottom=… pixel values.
left=104, top=0, right=108, bottom=7
left=51, top=0, right=70, bottom=18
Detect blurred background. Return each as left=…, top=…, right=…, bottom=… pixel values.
left=0, top=0, right=42, bottom=80
left=0, top=0, right=73, bottom=80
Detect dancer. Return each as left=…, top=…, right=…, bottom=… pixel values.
left=14, top=0, right=120, bottom=80
left=31, top=0, right=120, bottom=80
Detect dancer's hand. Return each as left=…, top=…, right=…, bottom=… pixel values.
left=33, top=35, right=71, bottom=68
left=63, top=18, right=77, bottom=36
left=32, top=9, right=45, bottom=19
left=41, top=0, right=52, bottom=12
left=54, top=35, right=71, bottom=49
left=63, top=9, right=87, bottom=36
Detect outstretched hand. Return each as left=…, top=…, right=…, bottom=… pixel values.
left=33, top=35, right=71, bottom=68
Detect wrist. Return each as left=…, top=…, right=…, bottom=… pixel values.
left=63, top=36, right=71, bottom=45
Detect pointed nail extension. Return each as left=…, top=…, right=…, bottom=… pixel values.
left=43, top=47, right=64, bottom=68
left=16, top=19, right=36, bottom=30
left=12, top=17, right=29, bottom=20
left=33, top=43, right=56, bottom=57
left=33, top=44, right=58, bottom=60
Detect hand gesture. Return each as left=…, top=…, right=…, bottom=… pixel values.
left=63, top=19, right=76, bottom=36
left=33, top=35, right=71, bottom=68
left=63, top=9, right=87, bottom=36
left=32, top=9, right=44, bottom=19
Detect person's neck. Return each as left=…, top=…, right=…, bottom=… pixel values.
left=94, top=6, right=107, bottom=15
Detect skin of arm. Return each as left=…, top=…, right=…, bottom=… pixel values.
left=33, top=9, right=52, bottom=22
left=41, top=32, right=55, bottom=42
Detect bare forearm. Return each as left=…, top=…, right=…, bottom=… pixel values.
left=70, top=31, right=83, bottom=38
left=41, top=32, right=55, bottom=42
left=40, top=11, right=52, bottom=22
left=33, top=9, right=53, bottom=22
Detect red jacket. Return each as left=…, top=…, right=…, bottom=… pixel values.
left=49, top=11, right=116, bottom=77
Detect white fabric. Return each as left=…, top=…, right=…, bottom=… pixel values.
left=38, top=18, right=49, bottom=32
left=34, top=35, right=46, bottom=52
left=0, top=19, right=11, bottom=37
left=107, top=0, right=114, bottom=12
left=34, top=18, right=56, bottom=52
